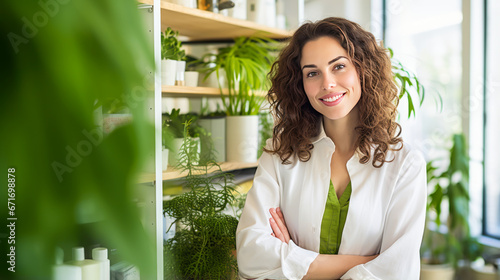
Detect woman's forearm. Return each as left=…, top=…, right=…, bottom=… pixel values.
left=303, top=254, right=377, bottom=280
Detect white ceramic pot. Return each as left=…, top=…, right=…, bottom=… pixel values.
left=199, top=117, right=226, bottom=162
left=199, top=69, right=226, bottom=88
left=247, top=0, right=276, bottom=28
left=471, top=262, right=499, bottom=280
left=162, top=147, right=169, bottom=171
left=226, top=115, right=259, bottom=163
left=168, top=137, right=200, bottom=166
left=175, top=60, right=186, bottom=86
left=161, top=59, right=177, bottom=86
left=420, top=263, right=455, bottom=280
left=228, top=0, right=246, bottom=20
left=184, top=71, right=199, bottom=87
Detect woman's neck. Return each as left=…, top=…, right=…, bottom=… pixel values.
left=323, top=106, right=359, bottom=155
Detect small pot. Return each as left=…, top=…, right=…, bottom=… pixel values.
left=226, top=115, right=259, bottom=163
left=161, top=59, right=177, bottom=86
left=184, top=71, right=199, bottom=87
left=420, top=263, right=455, bottom=280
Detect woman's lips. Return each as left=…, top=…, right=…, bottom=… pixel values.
left=319, top=92, right=346, bottom=106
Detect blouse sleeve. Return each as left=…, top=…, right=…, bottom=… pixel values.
left=341, top=150, right=427, bottom=280
left=236, top=151, right=319, bottom=280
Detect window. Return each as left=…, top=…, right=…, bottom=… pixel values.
left=483, top=0, right=500, bottom=239
left=384, top=0, right=463, bottom=161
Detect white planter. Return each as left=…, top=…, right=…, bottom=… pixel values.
left=228, top=0, right=247, bottom=20
left=226, top=115, right=259, bottom=163
left=175, top=60, right=186, bottom=86
left=161, top=59, right=177, bottom=86
left=168, top=137, right=200, bottom=166
left=199, top=117, right=226, bottom=162
left=162, top=147, right=169, bottom=171
left=420, top=263, right=455, bottom=280
left=471, top=261, right=499, bottom=280
left=199, top=69, right=226, bottom=88
left=184, top=71, right=199, bottom=87
left=247, top=0, right=276, bottom=28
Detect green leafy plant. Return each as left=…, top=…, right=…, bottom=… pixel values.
left=186, top=54, right=203, bottom=71
left=202, top=36, right=278, bottom=115
left=163, top=123, right=239, bottom=279
left=421, top=133, right=483, bottom=267
left=161, top=27, right=186, bottom=61
left=389, top=48, right=429, bottom=118
left=163, top=108, right=203, bottom=138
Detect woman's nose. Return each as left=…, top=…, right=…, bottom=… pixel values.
left=322, top=74, right=336, bottom=90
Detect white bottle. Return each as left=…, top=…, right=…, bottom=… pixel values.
left=52, top=247, right=82, bottom=280
left=92, top=247, right=110, bottom=280
left=66, top=247, right=100, bottom=280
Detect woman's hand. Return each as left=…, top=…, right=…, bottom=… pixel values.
left=269, top=207, right=291, bottom=244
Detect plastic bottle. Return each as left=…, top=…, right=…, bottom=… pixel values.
left=92, top=247, right=110, bottom=280
left=52, top=247, right=82, bottom=280
left=65, top=247, right=100, bottom=280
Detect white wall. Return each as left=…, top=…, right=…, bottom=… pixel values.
left=304, top=0, right=374, bottom=33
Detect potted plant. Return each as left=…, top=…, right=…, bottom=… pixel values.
left=198, top=103, right=227, bottom=163
left=420, top=133, right=483, bottom=280
left=163, top=123, right=239, bottom=279
left=184, top=55, right=202, bottom=87
left=202, top=36, right=277, bottom=162
left=163, top=108, right=204, bottom=166
left=161, top=27, right=187, bottom=86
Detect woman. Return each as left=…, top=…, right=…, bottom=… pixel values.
left=236, top=17, right=427, bottom=280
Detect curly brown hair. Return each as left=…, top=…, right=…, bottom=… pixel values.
left=265, top=17, right=402, bottom=167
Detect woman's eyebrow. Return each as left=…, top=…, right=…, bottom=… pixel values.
left=301, top=56, right=348, bottom=71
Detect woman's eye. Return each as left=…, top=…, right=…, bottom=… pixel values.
left=306, top=71, right=318, bottom=78
left=334, top=64, right=346, bottom=70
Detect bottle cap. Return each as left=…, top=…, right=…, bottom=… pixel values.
left=92, top=247, right=108, bottom=261
left=72, top=247, right=85, bottom=261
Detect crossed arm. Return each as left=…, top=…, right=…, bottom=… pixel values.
left=269, top=207, right=378, bottom=280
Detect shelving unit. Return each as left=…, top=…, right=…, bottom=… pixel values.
left=142, top=1, right=299, bottom=278
left=140, top=0, right=292, bottom=41
left=140, top=0, right=292, bottom=188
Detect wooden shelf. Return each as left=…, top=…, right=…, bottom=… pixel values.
left=140, top=0, right=292, bottom=41
left=162, top=85, right=266, bottom=97
left=138, top=161, right=258, bottom=183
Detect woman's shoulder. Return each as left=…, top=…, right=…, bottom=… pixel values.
left=389, top=141, right=426, bottom=170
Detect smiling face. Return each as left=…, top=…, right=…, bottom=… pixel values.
left=300, top=36, right=361, bottom=121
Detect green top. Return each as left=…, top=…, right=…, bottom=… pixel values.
left=319, top=181, right=352, bottom=254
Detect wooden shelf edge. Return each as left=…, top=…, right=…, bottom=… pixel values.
left=162, top=85, right=266, bottom=97
left=137, top=161, right=258, bottom=183
left=139, top=0, right=292, bottom=40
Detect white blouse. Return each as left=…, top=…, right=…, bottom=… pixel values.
left=236, top=124, right=427, bottom=280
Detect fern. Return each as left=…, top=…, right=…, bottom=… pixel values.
left=164, top=122, right=239, bottom=279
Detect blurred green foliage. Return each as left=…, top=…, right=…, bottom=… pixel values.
left=1, top=0, right=157, bottom=279
left=389, top=48, right=429, bottom=119
left=422, top=134, right=483, bottom=266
